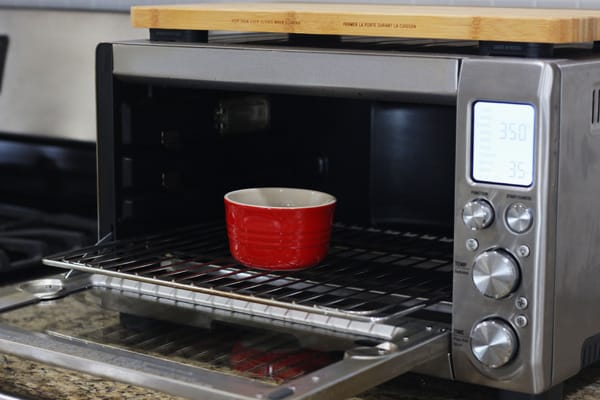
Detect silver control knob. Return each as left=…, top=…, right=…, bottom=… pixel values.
left=506, top=203, right=534, bottom=233
left=472, top=249, right=520, bottom=299
left=470, top=319, right=518, bottom=368
left=462, top=199, right=494, bottom=230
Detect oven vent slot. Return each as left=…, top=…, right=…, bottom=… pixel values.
left=43, top=222, right=453, bottom=336
left=592, top=87, right=600, bottom=130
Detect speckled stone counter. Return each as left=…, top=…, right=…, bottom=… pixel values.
left=1, top=354, right=600, bottom=400
left=0, top=353, right=184, bottom=400
left=1, top=351, right=600, bottom=400
left=0, top=287, right=599, bottom=400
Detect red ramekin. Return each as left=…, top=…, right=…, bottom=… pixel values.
left=224, top=187, right=336, bottom=270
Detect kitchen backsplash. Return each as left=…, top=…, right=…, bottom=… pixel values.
left=1, top=0, right=600, bottom=11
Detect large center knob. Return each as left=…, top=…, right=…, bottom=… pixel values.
left=472, top=249, right=520, bottom=299
left=462, top=199, right=494, bottom=230
left=470, top=319, right=518, bottom=369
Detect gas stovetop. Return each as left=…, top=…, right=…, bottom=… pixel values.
left=0, top=204, right=96, bottom=272
left=0, top=133, right=97, bottom=275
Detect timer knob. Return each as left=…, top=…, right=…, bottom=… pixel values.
left=472, top=249, right=520, bottom=299
left=462, top=199, right=494, bottom=230
left=470, top=319, right=518, bottom=369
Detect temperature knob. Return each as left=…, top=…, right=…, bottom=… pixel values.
left=472, top=249, right=520, bottom=299
left=470, top=319, right=518, bottom=368
left=462, top=199, right=494, bottom=230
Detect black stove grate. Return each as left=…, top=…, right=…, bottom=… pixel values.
left=0, top=204, right=96, bottom=272
left=45, top=222, right=452, bottom=323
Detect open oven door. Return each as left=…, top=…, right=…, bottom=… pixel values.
left=0, top=280, right=449, bottom=400
left=0, top=222, right=452, bottom=400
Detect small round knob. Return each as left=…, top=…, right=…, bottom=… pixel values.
left=470, top=319, right=518, bottom=369
left=506, top=203, right=534, bottom=234
left=472, top=249, right=520, bottom=299
left=462, top=199, right=494, bottom=230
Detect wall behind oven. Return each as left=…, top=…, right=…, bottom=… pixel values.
left=0, top=8, right=145, bottom=142
left=1, top=0, right=596, bottom=143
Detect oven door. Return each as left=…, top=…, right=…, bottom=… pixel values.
left=0, top=271, right=450, bottom=399
left=0, top=220, right=452, bottom=400
left=0, top=276, right=449, bottom=400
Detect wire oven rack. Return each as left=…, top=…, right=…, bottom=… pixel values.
left=43, top=222, right=453, bottom=327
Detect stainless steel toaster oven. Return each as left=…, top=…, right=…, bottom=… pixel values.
left=10, top=22, right=600, bottom=400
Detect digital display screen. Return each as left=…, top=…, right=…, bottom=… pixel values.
left=472, top=101, right=536, bottom=187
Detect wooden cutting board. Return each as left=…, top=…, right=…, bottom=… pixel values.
left=131, top=3, right=600, bottom=44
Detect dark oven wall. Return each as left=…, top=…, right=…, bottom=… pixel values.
left=103, top=78, right=456, bottom=239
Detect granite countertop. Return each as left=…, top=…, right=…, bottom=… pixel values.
left=0, top=288, right=599, bottom=400
left=1, top=354, right=600, bottom=400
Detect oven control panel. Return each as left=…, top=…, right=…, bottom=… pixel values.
left=453, top=190, right=540, bottom=387
left=449, top=56, right=557, bottom=394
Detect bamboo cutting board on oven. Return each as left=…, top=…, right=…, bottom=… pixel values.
left=131, top=3, right=600, bottom=44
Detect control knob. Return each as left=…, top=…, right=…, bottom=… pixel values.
left=472, top=249, right=520, bottom=299
left=462, top=199, right=494, bottom=230
left=470, top=319, right=518, bottom=369
left=506, top=203, right=534, bottom=233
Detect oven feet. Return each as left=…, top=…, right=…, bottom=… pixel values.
left=496, top=384, right=564, bottom=400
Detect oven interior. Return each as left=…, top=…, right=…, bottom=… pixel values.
left=73, top=79, right=460, bottom=333
left=112, top=83, right=456, bottom=239
left=82, top=79, right=458, bottom=325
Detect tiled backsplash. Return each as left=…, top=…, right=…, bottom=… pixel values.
left=0, top=0, right=599, bottom=11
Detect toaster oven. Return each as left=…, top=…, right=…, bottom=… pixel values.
left=23, top=6, right=600, bottom=400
